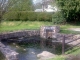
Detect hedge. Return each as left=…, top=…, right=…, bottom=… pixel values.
left=3, top=11, right=53, bottom=22
left=52, top=12, right=66, bottom=24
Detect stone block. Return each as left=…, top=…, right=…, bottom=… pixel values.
left=40, top=26, right=60, bottom=39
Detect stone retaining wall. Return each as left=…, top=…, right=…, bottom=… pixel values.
left=0, top=42, right=18, bottom=60
left=0, top=30, right=40, bottom=41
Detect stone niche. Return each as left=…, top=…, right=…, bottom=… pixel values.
left=40, top=26, right=60, bottom=39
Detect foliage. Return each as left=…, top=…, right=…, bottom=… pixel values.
left=56, top=0, right=80, bottom=23
left=3, top=11, right=19, bottom=21
left=8, top=0, right=33, bottom=11
left=52, top=12, right=66, bottom=24
left=3, top=11, right=53, bottom=21
left=0, top=0, right=9, bottom=23
left=0, top=0, right=34, bottom=22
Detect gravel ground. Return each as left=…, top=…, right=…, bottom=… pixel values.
left=69, top=28, right=80, bottom=31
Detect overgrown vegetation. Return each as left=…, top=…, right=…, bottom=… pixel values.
left=0, top=0, right=33, bottom=23
left=52, top=12, right=66, bottom=24
left=56, top=0, right=80, bottom=23
left=0, top=0, right=80, bottom=24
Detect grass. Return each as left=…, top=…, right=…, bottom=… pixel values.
left=0, top=21, right=52, bottom=32
left=49, top=46, right=80, bottom=60
left=49, top=55, right=65, bottom=60
left=0, top=51, right=5, bottom=60
left=65, top=47, right=80, bottom=55
left=60, top=30, right=80, bottom=34
left=0, top=21, right=80, bottom=34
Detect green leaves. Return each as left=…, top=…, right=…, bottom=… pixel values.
left=52, top=12, right=66, bottom=24
left=3, top=11, right=53, bottom=21
left=7, top=0, right=33, bottom=11
left=56, top=0, right=80, bottom=23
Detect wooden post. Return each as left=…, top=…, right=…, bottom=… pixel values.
left=40, top=39, right=45, bottom=49
left=62, top=35, right=65, bottom=55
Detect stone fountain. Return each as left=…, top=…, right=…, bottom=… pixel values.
left=40, top=26, right=60, bottom=39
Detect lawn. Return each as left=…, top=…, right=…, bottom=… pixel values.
left=0, top=21, right=52, bottom=32
left=0, top=21, right=80, bottom=34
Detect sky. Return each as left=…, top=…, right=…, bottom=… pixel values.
left=33, top=0, right=42, bottom=4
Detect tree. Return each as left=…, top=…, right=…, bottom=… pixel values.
left=56, top=0, right=80, bottom=23
left=8, top=0, right=33, bottom=11
left=1, top=0, right=34, bottom=22
left=0, top=0, right=8, bottom=23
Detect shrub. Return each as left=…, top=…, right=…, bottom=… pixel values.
left=19, top=11, right=28, bottom=21
left=52, top=12, right=66, bottom=24
left=3, top=11, right=53, bottom=22
left=3, top=11, right=18, bottom=21
left=37, top=12, right=52, bottom=22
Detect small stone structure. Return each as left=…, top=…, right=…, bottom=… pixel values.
left=0, top=42, right=19, bottom=60
left=40, top=26, right=60, bottom=39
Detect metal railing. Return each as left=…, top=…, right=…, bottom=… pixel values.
left=62, top=35, right=80, bottom=54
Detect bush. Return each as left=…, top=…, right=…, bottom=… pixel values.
left=27, top=12, right=37, bottom=21
left=3, top=11, right=53, bottom=22
left=3, top=11, right=19, bottom=21
left=19, top=11, right=28, bottom=21
left=37, top=12, right=52, bottom=22
left=52, top=12, right=66, bottom=24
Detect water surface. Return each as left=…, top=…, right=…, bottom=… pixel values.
left=8, top=43, right=54, bottom=60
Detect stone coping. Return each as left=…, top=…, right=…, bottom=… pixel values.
left=0, top=42, right=19, bottom=60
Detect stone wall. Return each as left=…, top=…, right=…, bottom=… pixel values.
left=0, top=26, right=60, bottom=40
left=0, top=42, right=18, bottom=60
left=0, top=30, right=40, bottom=41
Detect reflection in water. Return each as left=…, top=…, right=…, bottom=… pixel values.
left=8, top=43, right=55, bottom=60
left=18, top=48, right=38, bottom=60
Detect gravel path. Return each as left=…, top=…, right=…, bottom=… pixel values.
left=69, top=28, right=80, bottom=31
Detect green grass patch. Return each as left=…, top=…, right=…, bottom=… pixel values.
left=0, top=21, right=52, bottom=32
left=60, top=30, right=80, bottom=34
left=0, top=21, right=80, bottom=34
left=0, top=51, right=5, bottom=60
left=65, top=47, right=80, bottom=55
left=49, top=55, right=65, bottom=60
left=49, top=46, right=80, bottom=60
